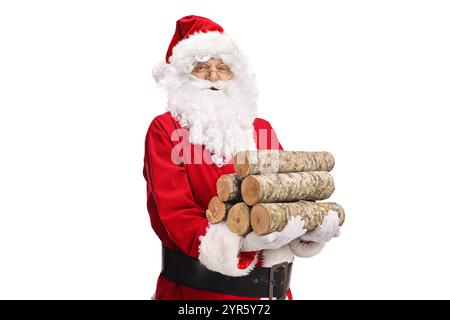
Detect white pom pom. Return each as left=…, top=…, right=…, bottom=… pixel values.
left=152, top=61, right=167, bottom=83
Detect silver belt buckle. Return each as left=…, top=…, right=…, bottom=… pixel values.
left=268, top=262, right=289, bottom=300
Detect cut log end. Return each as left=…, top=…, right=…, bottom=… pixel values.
left=216, top=176, right=232, bottom=202
left=250, top=204, right=271, bottom=235
left=241, top=176, right=260, bottom=206
left=227, top=203, right=251, bottom=236
left=207, top=196, right=227, bottom=224
left=216, top=173, right=242, bottom=202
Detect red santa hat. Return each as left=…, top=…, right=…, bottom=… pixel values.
left=152, top=15, right=248, bottom=83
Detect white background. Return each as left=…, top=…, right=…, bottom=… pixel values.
left=1, top=0, right=449, bottom=299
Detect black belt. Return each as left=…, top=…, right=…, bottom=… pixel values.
left=161, top=246, right=292, bottom=300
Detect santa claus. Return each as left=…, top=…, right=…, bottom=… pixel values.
left=143, top=15, right=340, bottom=300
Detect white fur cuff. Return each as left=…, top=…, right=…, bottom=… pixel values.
left=289, top=240, right=326, bottom=258
left=198, top=222, right=257, bottom=277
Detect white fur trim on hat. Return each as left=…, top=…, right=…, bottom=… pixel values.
left=261, top=245, right=295, bottom=268
left=198, top=222, right=258, bottom=277
left=169, top=31, right=249, bottom=75
left=289, top=240, right=326, bottom=258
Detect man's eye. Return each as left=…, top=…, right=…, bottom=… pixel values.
left=196, top=65, right=208, bottom=72
left=218, top=65, right=230, bottom=72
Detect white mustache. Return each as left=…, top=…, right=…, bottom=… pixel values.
left=187, top=76, right=231, bottom=91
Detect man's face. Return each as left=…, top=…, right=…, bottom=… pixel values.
left=191, top=58, right=233, bottom=85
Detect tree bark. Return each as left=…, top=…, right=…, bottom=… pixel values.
left=206, top=196, right=234, bottom=224
left=234, top=150, right=335, bottom=177
left=226, top=202, right=252, bottom=236
left=251, top=200, right=345, bottom=235
left=241, top=171, right=335, bottom=206
left=216, top=174, right=242, bottom=202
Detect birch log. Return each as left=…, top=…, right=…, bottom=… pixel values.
left=251, top=200, right=345, bottom=235
left=226, top=202, right=252, bottom=236
left=216, top=174, right=242, bottom=202
left=241, top=171, right=335, bottom=206
left=234, top=150, right=335, bottom=177
left=206, top=196, right=234, bottom=224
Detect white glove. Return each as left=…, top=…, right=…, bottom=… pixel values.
left=300, top=210, right=340, bottom=243
left=290, top=239, right=326, bottom=258
left=240, top=216, right=307, bottom=252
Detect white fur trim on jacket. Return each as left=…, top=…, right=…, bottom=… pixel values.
left=198, top=222, right=258, bottom=277
left=261, top=245, right=295, bottom=268
left=289, top=240, right=326, bottom=258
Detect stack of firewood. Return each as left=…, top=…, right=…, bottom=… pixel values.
left=206, top=150, right=345, bottom=236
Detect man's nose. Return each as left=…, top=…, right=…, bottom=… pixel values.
left=207, top=70, right=219, bottom=81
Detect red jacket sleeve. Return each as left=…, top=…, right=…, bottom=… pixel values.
left=144, top=119, right=208, bottom=258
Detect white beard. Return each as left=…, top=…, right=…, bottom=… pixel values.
left=159, top=66, right=259, bottom=166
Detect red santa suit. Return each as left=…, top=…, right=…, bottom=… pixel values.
left=144, top=111, right=299, bottom=300
left=144, top=15, right=327, bottom=300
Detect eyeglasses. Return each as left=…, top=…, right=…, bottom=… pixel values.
left=192, top=62, right=233, bottom=79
